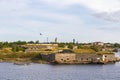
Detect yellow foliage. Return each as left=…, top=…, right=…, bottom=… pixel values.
left=74, top=49, right=95, bottom=54
left=96, top=51, right=114, bottom=54
left=0, top=48, right=13, bottom=54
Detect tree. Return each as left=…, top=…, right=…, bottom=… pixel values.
left=90, top=46, right=102, bottom=52
left=35, top=40, right=39, bottom=44
left=28, top=41, right=34, bottom=44
left=77, top=44, right=83, bottom=49
left=11, top=44, right=25, bottom=52
left=113, top=43, right=120, bottom=48
left=0, top=42, right=3, bottom=49
left=68, top=43, right=73, bottom=49
left=3, top=42, right=9, bottom=48
left=14, top=41, right=27, bottom=45
left=58, top=43, right=66, bottom=48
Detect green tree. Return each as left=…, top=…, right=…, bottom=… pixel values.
left=3, top=42, right=9, bottom=48
left=0, top=42, right=3, bottom=49
left=113, top=43, right=120, bottom=48
left=28, top=41, right=34, bottom=44
left=11, top=44, right=25, bottom=52
left=35, top=40, right=39, bottom=44
left=58, top=43, right=66, bottom=48
left=14, top=41, right=27, bottom=45
left=68, top=43, right=73, bottom=49
left=90, top=46, right=102, bottom=52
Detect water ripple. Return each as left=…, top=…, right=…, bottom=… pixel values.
left=0, top=62, right=120, bottom=80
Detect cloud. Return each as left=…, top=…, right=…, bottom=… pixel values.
left=0, top=0, right=29, bottom=11
left=93, top=11, right=120, bottom=22
left=0, top=0, right=120, bottom=42
left=40, top=0, right=120, bottom=22
left=78, top=0, right=120, bottom=22
left=1, top=0, right=120, bottom=22
left=40, top=0, right=120, bottom=12
left=0, top=0, right=84, bottom=41
left=0, top=0, right=82, bottom=24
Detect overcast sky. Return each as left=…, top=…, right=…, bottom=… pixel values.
left=1, top=0, right=120, bottom=43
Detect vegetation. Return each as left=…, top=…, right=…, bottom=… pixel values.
left=0, top=41, right=118, bottom=63
left=90, top=45, right=103, bottom=52
left=74, top=49, right=95, bottom=54
left=58, top=43, right=66, bottom=48
left=0, top=52, right=42, bottom=63
left=0, top=41, right=27, bottom=52
left=113, top=43, right=120, bottom=48
left=0, top=41, right=43, bottom=62
left=96, top=51, right=114, bottom=54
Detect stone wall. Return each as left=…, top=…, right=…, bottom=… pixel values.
left=76, top=54, right=103, bottom=63
left=55, top=53, right=76, bottom=63
left=41, top=53, right=116, bottom=64
left=23, top=44, right=58, bottom=53
left=103, top=54, right=116, bottom=62
left=41, top=54, right=55, bottom=62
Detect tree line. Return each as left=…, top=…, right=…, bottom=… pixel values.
left=0, top=41, right=120, bottom=53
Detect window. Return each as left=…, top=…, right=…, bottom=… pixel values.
left=64, top=60, right=66, bottom=62
left=67, top=58, right=69, bottom=60
left=61, top=59, right=63, bottom=61
left=81, top=58, right=83, bottom=60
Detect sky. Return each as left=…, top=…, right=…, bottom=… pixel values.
left=1, top=0, right=120, bottom=43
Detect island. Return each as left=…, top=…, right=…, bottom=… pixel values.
left=0, top=41, right=120, bottom=64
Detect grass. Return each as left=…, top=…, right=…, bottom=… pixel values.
left=74, top=49, right=96, bottom=54
left=96, top=51, right=114, bottom=54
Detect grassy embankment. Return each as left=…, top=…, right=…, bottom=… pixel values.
left=0, top=48, right=46, bottom=63
left=74, top=49, right=114, bottom=54
left=0, top=47, right=114, bottom=63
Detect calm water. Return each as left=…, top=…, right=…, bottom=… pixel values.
left=0, top=62, right=120, bottom=80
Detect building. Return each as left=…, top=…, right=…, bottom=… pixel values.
left=42, top=53, right=116, bottom=64
left=22, top=44, right=58, bottom=53
left=75, top=54, right=103, bottom=64
left=55, top=53, right=76, bottom=63
left=92, top=42, right=104, bottom=46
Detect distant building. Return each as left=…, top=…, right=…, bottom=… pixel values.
left=22, top=44, right=58, bottom=53
left=55, top=37, right=58, bottom=43
left=73, top=39, right=75, bottom=44
left=64, top=45, right=68, bottom=49
left=102, top=48, right=116, bottom=52
left=92, top=42, right=104, bottom=46
left=104, top=43, right=113, bottom=47
left=73, top=46, right=78, bottom=50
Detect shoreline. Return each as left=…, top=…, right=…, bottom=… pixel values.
left=0, top=58, right=49, bottom=64
left=0, top=58, right=118, bottom=65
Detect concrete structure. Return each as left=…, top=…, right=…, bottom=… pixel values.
left=102, top=54, right=116, bottom=63
left=22, top=44, right=58, bottom=53
left=73, top=46, right=78, bottom=50
left=41, top=53, right=116, bottom=64
left=55, top=53, right=76, bottom=63
left=75, top=54, right=103, bottom=64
